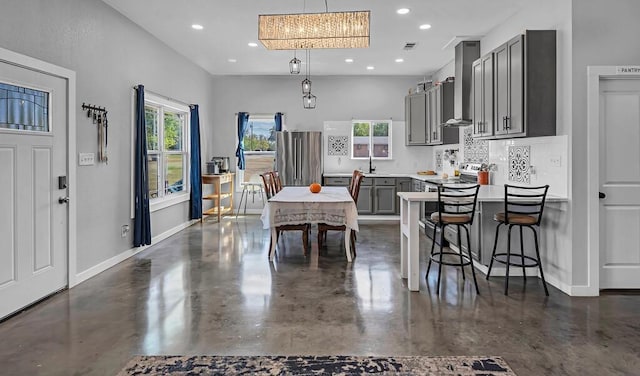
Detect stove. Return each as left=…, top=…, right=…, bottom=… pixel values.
left=458, top=162, right=483, bottom=184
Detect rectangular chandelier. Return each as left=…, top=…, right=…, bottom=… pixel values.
left=258, top=11, right=370, bottom=50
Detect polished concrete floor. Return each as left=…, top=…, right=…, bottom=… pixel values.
left=0, top=217, right=639, bottom=375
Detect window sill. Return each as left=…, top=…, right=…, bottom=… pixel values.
left=150, top=192, right=190, bottom=213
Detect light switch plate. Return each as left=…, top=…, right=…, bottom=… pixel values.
left=79, top=152, right=95, bottom=166
left=549, top=155, right=561, bottom=167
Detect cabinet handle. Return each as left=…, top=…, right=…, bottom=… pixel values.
left=505, top=116, right=510, bottom=130
left=502, top=116, right=507, bottom=130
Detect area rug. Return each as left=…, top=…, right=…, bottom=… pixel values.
left=117, top=355, right=516, bottom=375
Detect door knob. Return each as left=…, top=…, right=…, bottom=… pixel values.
left=58, top=196, right=70, bottom=204
left=599, top=192, right=606, bottom=199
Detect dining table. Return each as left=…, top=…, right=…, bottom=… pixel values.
left=260, top=186, right=359, bottom=262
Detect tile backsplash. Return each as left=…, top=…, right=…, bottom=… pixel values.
left=489, top=135, right=568, bottom=197
left=463, top=127, right=489, bottom=164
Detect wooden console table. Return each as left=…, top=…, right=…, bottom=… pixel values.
left=202, top=173, right=235, bottom=222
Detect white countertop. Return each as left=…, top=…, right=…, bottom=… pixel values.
left=323, top=171, right=450, bottom=183
left=397, top=186, right=568, bottom=202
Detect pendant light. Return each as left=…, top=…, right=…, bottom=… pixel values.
left=303, top=92, right=317, bottom=109
left=289, top=50, right=301, bottom=74
left=301, top=49, right=312, bottom=94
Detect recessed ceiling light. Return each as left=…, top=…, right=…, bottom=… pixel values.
left=397, top=8, right=410, bottom=15
left=395, top=58, right=404, bottom=63
left=248, top=42, right=258, bottom=47
left=366, top=66, right=375, bottom=70
left=228, top=59, right=237, bottom=63
left=191, top=24, right=203, bottom=30
left=419, top=24, right=432, bottom=30
left=345, top=58, right=354, bottom=63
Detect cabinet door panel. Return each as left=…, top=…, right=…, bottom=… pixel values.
left=433, top=86, right=442, bottom=143
left=507, top=36, right=524, bottom=135
left=482, top=54, right=494, bottom=137
left=374, top=186, right=397, bottom=214
left=408, top=94, right=427, bottom=144
left=472, top=60, right=483, bottom=137
left=357, top=186, right=373, bottom=214
left=494, top=43, right=509, bottom=136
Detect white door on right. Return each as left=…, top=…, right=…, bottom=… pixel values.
left=599, top=77, right=640, bottom=289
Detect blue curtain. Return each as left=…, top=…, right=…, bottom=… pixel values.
left=275, top=112, right=283, bottom=131
left=235, top=112, right=249, bottom=170
left=133, top=85, right=151, bottom=247
left=189, top=104, right=203, bottom=220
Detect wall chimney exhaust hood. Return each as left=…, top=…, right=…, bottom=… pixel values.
left=443, top=41, right=480, bottom=127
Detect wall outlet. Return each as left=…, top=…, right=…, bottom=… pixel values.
left=121, top=224, right=130, bottom=238
left=549, top=155, right=561, bottom=167
left=79, top=152, right=95, bottom=166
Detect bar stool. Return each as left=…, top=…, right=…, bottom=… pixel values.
left=486, top=184, right=550, bottom=296
left=425, top=184, right=481, bottom=295
left=235, top=181, right=265, bottom=219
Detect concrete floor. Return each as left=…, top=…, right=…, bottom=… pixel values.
left=0, top=217, right=639, bottom=375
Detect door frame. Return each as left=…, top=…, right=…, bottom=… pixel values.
left=587, top=65, right=640, bottom=295
left=0, top=47, right=78, bottom=287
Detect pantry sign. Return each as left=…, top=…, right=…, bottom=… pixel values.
left=616, top=66, right=640, bottom=74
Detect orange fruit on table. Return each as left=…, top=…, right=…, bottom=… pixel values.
left=309, top=182, right=322, bottom=193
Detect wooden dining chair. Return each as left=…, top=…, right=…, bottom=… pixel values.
left=317, top=171, right=364, bottom=255
left=261, top=171, right=310, bottom=255
left=271, top=171, right=283, bottom=193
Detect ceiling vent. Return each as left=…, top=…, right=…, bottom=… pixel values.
left=403, top=42, right=417, bottom=50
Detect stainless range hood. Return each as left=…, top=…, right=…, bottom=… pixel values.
left=443, top=41, right=480, bottom=127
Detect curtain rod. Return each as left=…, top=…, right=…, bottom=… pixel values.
left=234, top=112, right=286, bottom=116
left=132, top=85, right=192, bottom=107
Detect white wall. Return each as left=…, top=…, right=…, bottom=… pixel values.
left=0, top=0, right=216, bottom=273
left=571, top=0, right=640, bottom=286
left=207, top=75, right=424, bottom=171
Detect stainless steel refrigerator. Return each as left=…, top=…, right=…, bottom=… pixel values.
left=276, top=131, right=323, bottom=186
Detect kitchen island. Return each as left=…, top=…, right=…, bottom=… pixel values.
left=397, top=188, right=568, bottom=292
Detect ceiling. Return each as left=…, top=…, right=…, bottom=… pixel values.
left=102, top=0, right=530, bottom=77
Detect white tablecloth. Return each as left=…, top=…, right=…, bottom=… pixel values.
left=260, top=186, right=359, bottom=231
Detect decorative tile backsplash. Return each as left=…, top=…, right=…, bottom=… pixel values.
left=463, top=127, right=488, bottom=164
left=328, top=136, right=349, bottom=156
left=435, top=150, right=443, bottom=171
left=508, top=145, right=531, bottom=184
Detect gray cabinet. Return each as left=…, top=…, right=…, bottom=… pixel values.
left=373, top=177, right=396, bottom=214
left=472, top=53, right=494, bottom=138
left=357, top=180, right=373, bottom=214
left=406, top=93, right=427, bottom=145
left=405, top=82, right=458, bottom=146
left=492, top=30, right=556, bottom=139
left=394, top=178, right=412, bottom=215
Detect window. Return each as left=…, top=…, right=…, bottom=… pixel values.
left=144, top=94, right=190, bottom=208
left=351, top=120, right=392, bottom=159
left=239, top=115, right=277, bottom=185
left=0, top=82, right=50, bottom=132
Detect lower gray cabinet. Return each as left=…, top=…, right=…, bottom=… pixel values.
left=374, top=186, right=397, bottom=214
left=357, top=185, right=373, bottom=214
left=396, top=178, right=412, bottom=215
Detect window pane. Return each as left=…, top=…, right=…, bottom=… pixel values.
left=245, top=119, right=276, bottom=151
left=145, top=106, right=158, bottom=151
left=244, top=152, right=275, bottom=183
left=164, top=111, right=184, bottom=151
left=372, top=122, right=390, bottom=158
left=164, top=154, right=184, bottom=195
left=0, top=82, right=49, bottom=132
left=148, top=153, right=160, bottom=199
left=352, top=122, right=370, bottom=158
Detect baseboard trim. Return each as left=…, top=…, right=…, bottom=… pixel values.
left=72, top=219, right=199, bottom=286
left=569, top=285, right=599, bottom=296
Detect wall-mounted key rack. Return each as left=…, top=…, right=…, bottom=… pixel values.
left=82, top=103, right=109, bottom=163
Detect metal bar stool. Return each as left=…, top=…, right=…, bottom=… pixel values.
left=486, top=184, right=550, bottom=296
left=425, top=184, right=481, bottom=295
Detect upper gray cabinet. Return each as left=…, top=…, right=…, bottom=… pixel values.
left=472, top=53, right=494, bottom=138
left=473, top=30, right=556, bottom=139
left=406, top=93, right=427, bottom=145
left=405, top=82, right=458, bottom=146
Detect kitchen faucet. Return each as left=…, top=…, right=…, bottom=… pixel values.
left=369, top=156, right=376, bottom=174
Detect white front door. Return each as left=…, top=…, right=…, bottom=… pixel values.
left=599, top=77, right=640, bottom=289
left=0, top=61, right=68, bottom=319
